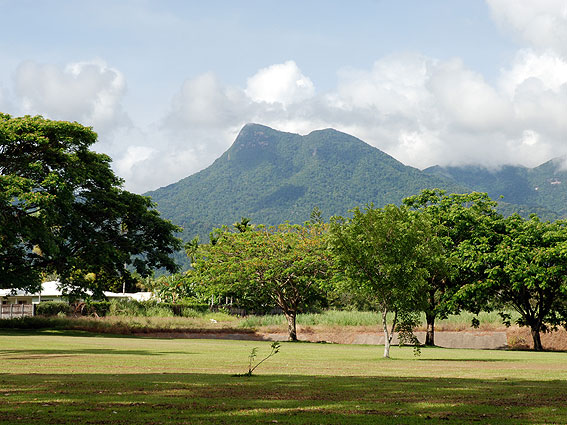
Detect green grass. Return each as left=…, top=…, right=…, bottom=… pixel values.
left=1, top=329, right=566, bottom=424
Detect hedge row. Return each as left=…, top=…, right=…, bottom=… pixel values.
left=35, top=299, right=210, bottom=317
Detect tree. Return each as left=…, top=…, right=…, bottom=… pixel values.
left=193, top=222, right=331, bottom=341
left=0, top=114, right=182, bottom=295
left=329, top=204, right=430, bottom=358
left=459, top=214, right=567, bottom=351
left=403, top=189, right=500, bottom=346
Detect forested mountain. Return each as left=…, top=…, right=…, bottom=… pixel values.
left=146, top=123, right=567, bottom=269
left=424, top=158, right=567, bottom=220
left=146, top=124, right=465, bottom=244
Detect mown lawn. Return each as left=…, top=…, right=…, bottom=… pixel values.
left=1, top=329, right=566, bottom=424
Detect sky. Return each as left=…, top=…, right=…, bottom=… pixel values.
left=1, top=0, right=566, bottom=193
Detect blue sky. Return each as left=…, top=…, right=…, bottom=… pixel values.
left=1, top=0, right=566, bottom=192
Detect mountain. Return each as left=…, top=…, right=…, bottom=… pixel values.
left=424, top=158, right=567, bottom=220
left=146, top=123, right=466, bottom=245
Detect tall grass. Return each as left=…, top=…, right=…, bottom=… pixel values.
left=239, top=310, right=517, bottom=330
left=2, top=308, right=516, bottom=334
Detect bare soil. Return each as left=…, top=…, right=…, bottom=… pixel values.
left=141, top=325, right=567, bottom=351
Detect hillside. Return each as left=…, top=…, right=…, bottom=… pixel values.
left=146, top=123, right=465, bottom=245
left=424, top=159, right=567, bottom=220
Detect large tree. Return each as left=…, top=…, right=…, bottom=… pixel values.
left=193, top=222, right=331, bottom=341
left=0, top=114, right=181, bottom=295
left=403, top=189, right=500, bottom=346
left=329, top=204, right=431, bottom=358
left=458, top=214, right=567, bottom=351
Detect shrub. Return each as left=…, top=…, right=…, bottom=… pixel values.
left=83, top=301, right=111, bottom=317
left=35, top=301, right=71, bottom=317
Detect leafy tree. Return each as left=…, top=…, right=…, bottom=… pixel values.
left=0, top=114, right=181, bottom=295
left=403, top=189, right=500, bottom=345
left=329, top=204, right=430, bottom=358
left=459, top=214, right=567, bottom=350
left=193, top=222, right=331, bottom=341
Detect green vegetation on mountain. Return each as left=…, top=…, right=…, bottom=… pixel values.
left=424, top=158, right=567, bottom=220
left=146, top=124, right=465, bottom=250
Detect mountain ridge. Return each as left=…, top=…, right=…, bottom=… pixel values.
left=146, top=123, right=566, bottom=269
left=146, top=123, right=464, bottom=239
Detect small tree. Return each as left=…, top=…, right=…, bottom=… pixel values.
left=329, top=204, right=429, bottom=358
left=193, top=222, right=331, bottom=341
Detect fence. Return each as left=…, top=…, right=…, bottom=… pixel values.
left=0, top=304, right=34, bottom=319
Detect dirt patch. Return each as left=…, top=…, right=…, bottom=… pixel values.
left=138, top=325, right=567, bottom=351
left=506, top=327, right=567, bottom=351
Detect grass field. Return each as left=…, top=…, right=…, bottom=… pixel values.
left=1, top=330, right=566, bottom=424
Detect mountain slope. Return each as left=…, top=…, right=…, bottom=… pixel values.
left=147, top=124, right=466, bottom=243
left=424, top=159, right=567, bottom=219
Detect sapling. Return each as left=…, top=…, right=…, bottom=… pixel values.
left=246, top=342, right=280, bottom=376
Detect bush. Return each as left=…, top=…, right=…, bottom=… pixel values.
left=35, top=301, right=71, bottom=316
left=83, top=301, right=111, bottom=317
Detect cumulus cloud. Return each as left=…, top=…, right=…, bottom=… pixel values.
left=14, top=60, right=130, bottom=133
left=147, top=53, right=566, bottom=193
left=487, top=0, right=567, bottom=57
left=245, top=60, right=315, bottom=106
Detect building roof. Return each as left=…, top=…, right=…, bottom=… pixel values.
left=0, top=281, right=153, bottom=301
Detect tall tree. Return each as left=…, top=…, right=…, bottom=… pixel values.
left=403, top=189, right=500, bottom=346
left=0, top=114, right=181, bottom=295
left=193, top=222, right=330, bottom=341
left=329, top=204, right=430, bottom=358
left=458, top=214, right=567, bottom=351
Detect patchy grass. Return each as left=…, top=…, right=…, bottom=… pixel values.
left=0, top=330, right=566, bottom=424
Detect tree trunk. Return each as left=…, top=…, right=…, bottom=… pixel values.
left=425, top=311, right=435, bottom=346
left=531, top=326, right=543, bottom=351
left=285, top=312, right=297, bottom=342
left=383, top=313, right=391, bottom=358
left=382, top=308, right=396, bottom=358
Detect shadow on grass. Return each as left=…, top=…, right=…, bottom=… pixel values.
left=417, top=358, right=510, bottom=362
left=0, top=328, right=140, bottom=339
left=0, top=347, right=184, bottom=357
left=1, top=373, right=567, bottom=424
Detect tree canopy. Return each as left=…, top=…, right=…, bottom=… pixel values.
left=403, top=189, right=500, bottom=345
left=0, top=114, right=181, bottom=295
left=458, top=214, right=567, bottom=350
left=192, top=221, right=331, bottom=341
left=329, top=204, right=431, bottom=357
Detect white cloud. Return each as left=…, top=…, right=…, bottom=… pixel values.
left=245, top=60, right=315, bottom=106
left=487, top=0, right=567, bottom=57
left=14, top=60, right=130, bottom=133
left=3, top=50, right=566, bottom=194
left=500, top=50, right=567, bottom=95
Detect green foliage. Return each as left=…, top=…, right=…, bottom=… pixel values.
left=402, top=189, right=501, bottom=345
left=0, top=114, right=182, bottom=294
left=457, top=214, right=567, bottom=350
left=245, top=342, right=281, bottom=377
left=145, top=273, right=206, bottom=304
left=329, top=204, right=432, bottom=357
left=145, top=124, right=466, bottom=269
left=103, top=299, right=209, bottom=318
left=35, top=301, right=72, bottom=316
left=84, top=301, right=112, bottom=317
left=193, top=221, right=331, bottom=341
left=424, top=162, right=567, bottom=220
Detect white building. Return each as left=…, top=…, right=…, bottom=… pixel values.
left=0, top=281, right=153, bottom=305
